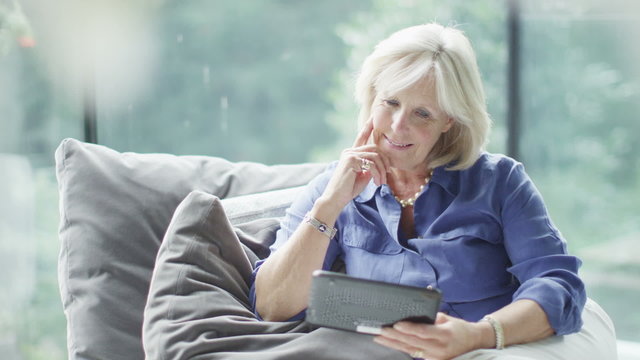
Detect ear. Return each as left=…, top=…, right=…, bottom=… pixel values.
left=442, top=117, right=455, bottom=133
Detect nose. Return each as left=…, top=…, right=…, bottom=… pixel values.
left=390, top=109, right=410, bottom=133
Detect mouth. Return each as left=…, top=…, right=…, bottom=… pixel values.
left=384, top=134, right=413, bottom=148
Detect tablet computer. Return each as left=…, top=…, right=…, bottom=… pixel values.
left=306, top=270, right=442, bottom=335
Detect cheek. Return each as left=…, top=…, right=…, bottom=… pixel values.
left=414, top=128, right=442, bottom=148
left=371, top=105, right=390, bottom=128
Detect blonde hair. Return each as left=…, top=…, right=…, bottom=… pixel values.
left=355, top=23, right=491, bottom=170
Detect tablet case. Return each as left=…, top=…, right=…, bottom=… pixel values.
left=306, top=271, right=442, bottom=335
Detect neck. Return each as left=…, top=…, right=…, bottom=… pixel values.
left=389, top=167, right=430, bottom=185
left=388, top=167, right=432, bottom=198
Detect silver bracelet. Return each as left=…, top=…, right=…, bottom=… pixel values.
left=482, top=315, right=505, bottom=350
left=303, top=213, right=337, bottom=240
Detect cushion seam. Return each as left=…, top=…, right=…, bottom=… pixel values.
left=59, top=139, right=79, bottom=357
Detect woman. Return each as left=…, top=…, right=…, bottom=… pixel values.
left=251, top=23, right=586, bottom=359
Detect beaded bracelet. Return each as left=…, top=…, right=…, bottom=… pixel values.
left=482, top=315, right=505, bottom=350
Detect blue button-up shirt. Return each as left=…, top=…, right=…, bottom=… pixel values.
left=251, top=153, right=586, bottom=335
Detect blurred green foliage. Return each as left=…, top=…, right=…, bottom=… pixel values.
left=98, top=0, right=372, bottom=164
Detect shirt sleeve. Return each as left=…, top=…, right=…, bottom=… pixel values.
left=499, top=160, right=586, bottom=335
left=248, top=163, right=342, bottom=321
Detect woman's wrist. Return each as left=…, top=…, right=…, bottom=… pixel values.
left=473, top=318, right=498, bottom=350
left=310, top=195, right=345, bottom=223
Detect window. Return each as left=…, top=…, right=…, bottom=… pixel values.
left=1, top=1, right=637, bottom=358
left=519, top=0, right=640, bottom=343
left=1, top=2, right=82, bottom=357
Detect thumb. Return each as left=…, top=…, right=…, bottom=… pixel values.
left=353, top=117, right=374, bottom=147
left=435, top=312, right=449, bottom=325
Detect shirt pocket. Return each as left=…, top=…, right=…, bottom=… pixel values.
left=436, top=223, right=517, bottom=303
left=340, top=223, right=404, bottom=283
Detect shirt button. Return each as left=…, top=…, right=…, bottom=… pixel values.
left=427, top=285, right=434, bottom=290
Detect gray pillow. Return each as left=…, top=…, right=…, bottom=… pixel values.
left=142, top=191, right=407, bottom=360
left=55, top=138, right=325, bottom=360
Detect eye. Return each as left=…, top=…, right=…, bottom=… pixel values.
left=415, top=108, right=431, bottom=119
left=383, top=99, right=400, bottom=107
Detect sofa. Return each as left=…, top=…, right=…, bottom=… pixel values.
left=55, top=138, right=618, bottom=359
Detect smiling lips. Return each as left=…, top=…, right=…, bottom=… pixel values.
left=384, top=134, right=413, bottom=149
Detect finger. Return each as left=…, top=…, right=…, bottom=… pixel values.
left=353, top=143, right=392, bottom=174
left=394, top=314, right=453, bottom=342
left=373, top=336, right=417, bottom=356
left=380, top=327, right=420, bottom=343
left=393, top=322, right=433, bottom=339
left=349, top=157, right=370, bottom=177
left=370, top=165, right=385, bottom=186
left=374, top=335, right=431, bottom=359
left=376, top=151, right=391, bottom=174
left=395, top=312, right=450, bottom=332
left=364, top=151, right=389, bottom=181
left=435, top=312, right=449, bottom=324
left=381, top=325, right=444, bottom=350
left=356, top=152, right=387, bottom=184
left=377, top=150, right=392, bottom=174
left=352, top=118, right=374, bottom=147
left=347, top=155, right=374, bottom=183
left=357, top=159, right=382, bottom=186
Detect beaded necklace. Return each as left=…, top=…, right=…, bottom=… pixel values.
left=393, top=170, right=433, bottom=208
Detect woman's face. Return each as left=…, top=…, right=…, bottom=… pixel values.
left=370, top=77, right=453, bottom=174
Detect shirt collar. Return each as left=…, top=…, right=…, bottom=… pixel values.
left=429, top=166, right=458, bottom=196
left=354, top=179, right=379, bottom=203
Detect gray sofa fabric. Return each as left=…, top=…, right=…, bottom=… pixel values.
left=55, top=138, right=326, bottom=360
left=143, top=190, right=407, bottom=360
left=222, top=185, right=307, bottom=260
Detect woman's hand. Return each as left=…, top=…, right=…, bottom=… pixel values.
left=373, top=312, right=492, bottom=360
left=320, top=119, right=390, bottom=210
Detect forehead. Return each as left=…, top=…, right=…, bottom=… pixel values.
left=378, top=75, right=439, bottom=107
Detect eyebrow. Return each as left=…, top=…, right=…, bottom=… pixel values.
left=378, top=92, right=438, bottom=113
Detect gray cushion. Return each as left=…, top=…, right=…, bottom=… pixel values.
left=142, top=191, right=407, bottom=360
left=223, top=186, right=306, bottom=260
left=223, top=186, right=305, bottom=225
left=55, top=138, right=325, bottom=360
